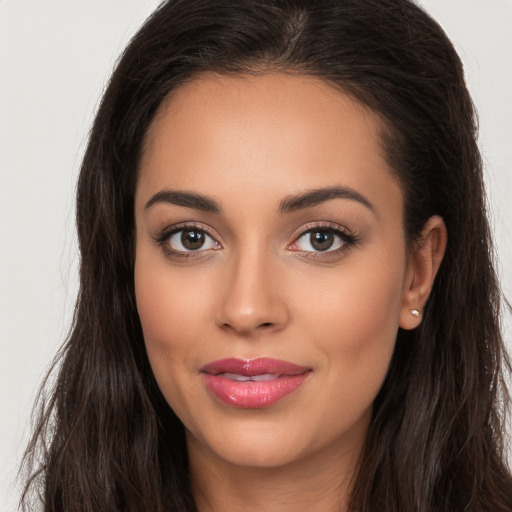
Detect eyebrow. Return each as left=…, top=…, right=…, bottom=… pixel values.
left=144, top=185, right=374, bottom=215
left=278, top=186, right=375, bottom=214
left=145, top=189, right=221, bottom=212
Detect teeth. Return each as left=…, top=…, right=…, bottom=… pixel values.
left=222, top=373, right=279, bottom=382
left=252, top=374, right=279, bottom=381
left=223, top=373, right=252, bottom=382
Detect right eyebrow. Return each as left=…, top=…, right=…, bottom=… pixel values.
left=144, top=189, right=221, bottom=213
left=278, top=185, right=375, bottom=215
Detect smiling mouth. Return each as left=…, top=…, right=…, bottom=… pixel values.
left=220, top=373, right=281, bottom=382
left=201, top=358, right=312, bottom=408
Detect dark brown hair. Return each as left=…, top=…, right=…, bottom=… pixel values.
left=21, top=0, right=512, bottom=510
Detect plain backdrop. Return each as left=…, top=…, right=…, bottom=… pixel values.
left=1, top=1, right=511, bottom=510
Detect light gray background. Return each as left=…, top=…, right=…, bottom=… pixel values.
left=1, top=1, right=511, bottom=510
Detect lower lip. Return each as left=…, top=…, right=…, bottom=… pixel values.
left=202, top=372, right=311, bottom=408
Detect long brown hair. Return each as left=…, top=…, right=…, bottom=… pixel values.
left=21, top=1, right=512, bottom=510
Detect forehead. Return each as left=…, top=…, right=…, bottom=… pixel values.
left=136, top=72, right=401, bottom=216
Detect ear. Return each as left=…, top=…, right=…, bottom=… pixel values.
left=399, top=215, right=447, bottom=330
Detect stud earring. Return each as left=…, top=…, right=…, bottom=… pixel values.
left=410, top=309, right=420, bottom=317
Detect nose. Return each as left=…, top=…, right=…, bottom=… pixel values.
left=215, top=247, right=290, bottom=336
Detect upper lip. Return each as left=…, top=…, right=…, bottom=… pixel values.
left=201, top=357, right=311, bottom=377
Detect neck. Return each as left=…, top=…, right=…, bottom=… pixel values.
left=188, top=433, right=364, bottom=512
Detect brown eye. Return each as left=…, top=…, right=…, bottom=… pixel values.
left=310, top=231, right=335, bottom=251
left=166, top=228, right=220, bottom=253
left=291, top=227, right=353, bottom=254
left=181, top=229, right=205, bottom=250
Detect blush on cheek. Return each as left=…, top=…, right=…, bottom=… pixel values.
left=312, top=272, right=401, bottom=389
left=135, top=284, right=184, bottom=409
left=134, top=262, right=204, bottom=382
left=135, top=284, right=171, bottom=345
left=135, top=255, right=183, bottom=342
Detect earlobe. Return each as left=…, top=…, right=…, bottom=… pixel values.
left=399, top=215, right=447, bottom=330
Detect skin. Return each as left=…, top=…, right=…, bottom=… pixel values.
left=134, top=73, right=446, bottom=512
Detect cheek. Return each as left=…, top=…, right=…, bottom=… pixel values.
left=135, top=267, right=205, bottom=347
left=297, top=257, right=405, bottom=407
left=134, top=239, right=216, bottom=345
left=134, top=252, right=209, bottom=404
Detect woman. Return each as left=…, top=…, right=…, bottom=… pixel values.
left=21, top=0, right=512, bottom=510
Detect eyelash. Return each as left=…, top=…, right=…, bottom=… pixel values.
left=153, top=222, right=219, bottom=260
left=290, top=222, right=361, bottom=258
left=153, top=221, right=360, bottom=260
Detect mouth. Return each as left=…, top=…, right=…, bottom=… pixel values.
left=218, top=373, right=281, bottom=382
left=201, top=358, right=312, bottom=408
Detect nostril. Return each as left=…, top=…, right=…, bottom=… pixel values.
left=260, top=322, right=272, bottom=328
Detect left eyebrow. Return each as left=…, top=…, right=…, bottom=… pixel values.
left=278, top=186, right=375, bottom=214
left=144, top=189, right=221, bottom=213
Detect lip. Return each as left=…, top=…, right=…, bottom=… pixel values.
left=201, top=358, right=312, bottom=408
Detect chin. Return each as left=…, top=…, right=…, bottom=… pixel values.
left=185, top=413, right=318, bottom=469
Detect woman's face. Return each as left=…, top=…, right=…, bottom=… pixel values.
left=134, top=73, right=414, bottom=469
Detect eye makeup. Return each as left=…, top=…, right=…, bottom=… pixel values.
left=288, top=221, right=361, bottom=259
left=151, top=219, right=361, bottom=262
left=152, top=221, right=221, bottom=260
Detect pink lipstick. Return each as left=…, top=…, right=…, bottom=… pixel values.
left=201, top=358, right=311, bottom=408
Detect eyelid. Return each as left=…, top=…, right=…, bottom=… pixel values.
left=289, top=221, right=353, bottom=241
left=288, top=221, right=360, bottom=253
left=153, top=221, right=222, bottom=257
left=152, top=220, right=359, bottom=259
left=154, top=221, right=207, bottom=239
